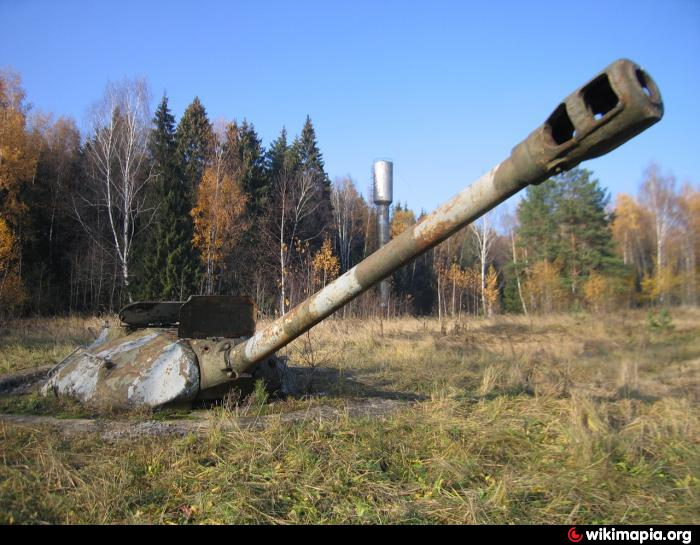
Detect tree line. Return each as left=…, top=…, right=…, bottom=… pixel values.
left=1, top=70, right=698, bottom=319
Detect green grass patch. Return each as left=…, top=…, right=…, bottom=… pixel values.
left=0, top=392, right=94, bottom=419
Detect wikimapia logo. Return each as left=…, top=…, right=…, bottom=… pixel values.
left=567, top=527, right=693, bottom=544
left=569, top=528, right=584, bottom=543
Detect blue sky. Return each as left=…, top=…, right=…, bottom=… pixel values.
left=1, top=0, right=698, bottom=215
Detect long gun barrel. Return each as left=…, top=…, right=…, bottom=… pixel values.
left=211, top=59, right=662, bottom=387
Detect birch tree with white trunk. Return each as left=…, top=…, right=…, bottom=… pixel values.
left=331, top=176, right=364, bottom=273
left=269, top=166, right=321, bottom=316
left=639, top=163, right=677, bottom=302
left=500, top=208, right=528, bottom=315
left=76, top=79, right=155, bottom=303
left=471, top=210, right=495, bottom=316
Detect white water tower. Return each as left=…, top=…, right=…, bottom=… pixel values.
left=373, top=160, right=393, bottom=312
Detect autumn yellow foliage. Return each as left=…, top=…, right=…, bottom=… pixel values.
left=641, top=267, right=682, bottom=305
left=583, top=272, right=612, bottom=312
left=312, top=238, right=340, bottom=287
left=192, top=166, right=248, bottom=290
left=0, top=71, right=38, bottom=225
left=484, top=265, right=499, bottom=316
left=523, top=260, right=566, bottom=313
left=0, top=217, right=25, bottom=310
left=390, top=208, right=415, bottom=239
left=0, top=72, right=35, bottom=312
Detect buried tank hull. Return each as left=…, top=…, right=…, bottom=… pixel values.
left=42, top=328, right=201, bottom=409
left=42, top=319, right=296, bottom=410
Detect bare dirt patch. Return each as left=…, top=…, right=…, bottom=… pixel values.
left=0, top=397, right=410, bottom=440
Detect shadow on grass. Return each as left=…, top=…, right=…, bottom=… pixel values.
left=289, top=366, right=427, bottom=402
left=613, top=387, right=660, bottom=403
left=476, top=322, right=535, bottom=336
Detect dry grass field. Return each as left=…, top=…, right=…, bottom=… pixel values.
left=1, top=309, right=698, bottom=524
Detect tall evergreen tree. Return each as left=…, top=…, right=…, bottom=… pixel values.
left=224, top=119, right=267, bottom=214
left=289, top=116, right=333, bottom=245
left=553, top=168, right=621, bottom=294
left=517, top=167, right=622, bottom=299
left=175, top=97, right=213, bottom=199
left=265, top=126, right=290, bottom=183
left=517, top=180, right=559, bottom=264
left=136, top=95, right=199, bottom=300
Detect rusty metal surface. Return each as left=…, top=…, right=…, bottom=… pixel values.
left=178, top=295, right=256, bottom=339
left=191, top=335, right=294, bottom=398
left=119, top=296, right=256, bottom=338
left=42, top=328, right=200, bottom=408
left=119, top=301, right=184, bottom=327
left=190, top=337, right=243, bottom=393
left=209, top=59, right=663, bottom=386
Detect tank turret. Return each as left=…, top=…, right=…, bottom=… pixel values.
left=43, top=59, right=663, bottom=409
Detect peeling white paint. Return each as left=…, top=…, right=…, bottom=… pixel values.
left=308, top=269, right=363, bottom=318
left=42, top=330, right=201, bottom=409
left=127, top=341, right=199, bottom=406
left=242, top=269, right=363, bottom=365
left=413, top=165, right=500, bottom=241
left=43, top=352, right=102, bottom=401
left=94, top=332, right=158, bottom=359
left=86, top=326, right=111, bottom=351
